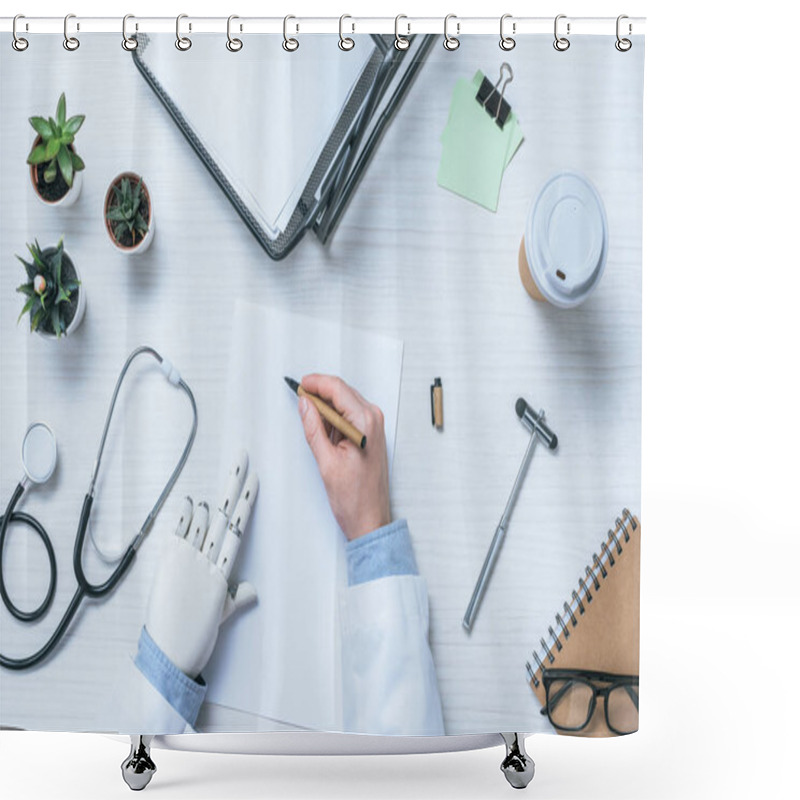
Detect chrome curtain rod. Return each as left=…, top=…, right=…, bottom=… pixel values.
left=1, top=15, right=646, bottom=36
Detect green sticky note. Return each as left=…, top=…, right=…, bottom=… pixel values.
left=438, top=73, right=524, bottom=212
left=460, top=72, right=523, bottom=170
left=471, top=71, right=524, bottom=171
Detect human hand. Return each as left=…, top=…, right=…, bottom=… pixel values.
left=298, top=374, right=391, bottom=541
left=143, top=454, right=258, bottom=679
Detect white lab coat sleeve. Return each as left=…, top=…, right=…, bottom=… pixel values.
left=340, top=574, right=445, bottom=735
left=110, top=652, right=195, bottom=735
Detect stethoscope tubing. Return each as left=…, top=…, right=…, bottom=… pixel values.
left=0, top=346, right=197, bottom=671
left=0, top=483, right=57, bottom=622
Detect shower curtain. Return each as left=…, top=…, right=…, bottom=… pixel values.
left=0, top=27, right=644, bottom=740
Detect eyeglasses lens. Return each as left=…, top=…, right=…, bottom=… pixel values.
left=547, top=679, right=594, bottom=730
left=606, top=683, right=639, bottom=734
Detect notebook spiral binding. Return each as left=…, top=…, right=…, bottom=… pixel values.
left=526, top=508, right=638, bottom=688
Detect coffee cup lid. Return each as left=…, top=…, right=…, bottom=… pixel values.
left=525, top=171, right=608, bottom=308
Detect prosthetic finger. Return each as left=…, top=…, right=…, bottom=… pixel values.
left=218, top=470, right=259, bottom=580
left=174, top=496, right=194, bottom=539
left=187, top=502, right=210, bottom=550
left=202, top=450, right=249, bottom=563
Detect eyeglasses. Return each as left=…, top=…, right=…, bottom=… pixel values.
left=540, top=668, right=639, bottom=736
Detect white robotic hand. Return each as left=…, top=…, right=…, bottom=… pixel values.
left=144, top=451, right=258, bottom=679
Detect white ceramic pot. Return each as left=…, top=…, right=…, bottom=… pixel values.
left=33, top=249, right=86, bottom=339
left=29, top=138, right=83, bottom=208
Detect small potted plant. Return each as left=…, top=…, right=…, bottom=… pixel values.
left=104, top=173, right=154, bottom=254
left=27, top=93, right=85, bottom=207
left=16, top=238, right=85, bottom=338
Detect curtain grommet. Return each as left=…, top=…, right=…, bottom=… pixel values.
left=12, top=14, right=29, bottom=51
left=122, top=14, right=138, bottom=51
left=499, top=14, right=516, bottom=51
left=175, top=14, right=192, bottom=51
left=283, top=15, right=299, bottom=52
left=63, top=13, right=80, bottom=51
left=226, top=15, right=243, bottom=52
left=394, top=15, right=410, bottom=51
left=443, top=14, right=460, bottom=51
left=554, top=14, right=570, bottom=51
left=339, top=14, right=355, bottom=51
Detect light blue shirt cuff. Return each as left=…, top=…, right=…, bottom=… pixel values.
left=134, top=627, right=207, bottom=727
left=346, top=519, right=419, bottom=586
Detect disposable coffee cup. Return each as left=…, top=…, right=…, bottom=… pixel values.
left=519, top=171, right=608, bottom=309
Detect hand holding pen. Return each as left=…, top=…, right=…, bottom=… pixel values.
left=293, top=374, right=391, bottom=541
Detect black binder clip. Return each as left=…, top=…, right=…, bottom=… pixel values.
left=476, top=62, right=514, bottom=129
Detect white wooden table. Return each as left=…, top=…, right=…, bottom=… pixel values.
left=0, top=33, right=643, bottom=735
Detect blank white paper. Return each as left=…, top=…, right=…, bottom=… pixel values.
left=204, top=300, right=403, bottom=731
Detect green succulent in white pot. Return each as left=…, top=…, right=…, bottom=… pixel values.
left=104, top=172, right=155, bottom=254
left=16, top=238, right=85, bottom=338
left=27, top=93, right=85, bottom=207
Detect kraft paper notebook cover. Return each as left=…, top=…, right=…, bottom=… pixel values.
left=527, top=511, right=640, bottom=737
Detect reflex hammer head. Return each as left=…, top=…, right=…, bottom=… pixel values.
left=515, top=398, right=558, bottom=450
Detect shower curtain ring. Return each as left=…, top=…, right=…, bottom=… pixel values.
left=12, top=14, right=29, bottom=51
left=63, top=13, right=80, bottom=51
left=554, top=14, right=570, bottom=51
left=615, top=15, right=632, bottom=51
left=283, top=15, right=299, bottom=51
left=394, top=15, right=410, bottom=51
left=443, top=14, right=460, bottom=51
left=339, top=15, right=355, bottom=51
left=122, top=14, right=138, bottom=51
left=499, top=14, right=516, bottom=51
left=175, top=14, right=192, bottom=50
left=226, top=15, right=243, bottom=52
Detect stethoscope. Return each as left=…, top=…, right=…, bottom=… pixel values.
left=0, top=346, right=198, bottom=671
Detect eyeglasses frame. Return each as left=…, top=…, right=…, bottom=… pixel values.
left=540, top=668, right=639, bottom=736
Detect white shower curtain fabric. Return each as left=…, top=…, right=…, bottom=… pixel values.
left=0, top=31, right=644, bottom=737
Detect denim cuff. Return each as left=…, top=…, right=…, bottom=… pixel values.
left=134, top=627, right=207, bottom=727
left=346, top=519, right=419, bottom=586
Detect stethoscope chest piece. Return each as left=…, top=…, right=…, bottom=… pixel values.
left=22, top=423, right=58, bottom=485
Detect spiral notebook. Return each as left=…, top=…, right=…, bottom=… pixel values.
left=527, top=510, right=640, bottom=732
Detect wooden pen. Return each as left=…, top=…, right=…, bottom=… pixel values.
left=284, top=376, right=367, bottom=450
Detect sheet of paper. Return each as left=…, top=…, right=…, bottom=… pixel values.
left=204, top=301, right=403, bottom=731
left=437, top=73, right=524, bottom=211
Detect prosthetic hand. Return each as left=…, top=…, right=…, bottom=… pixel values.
left=143, top=451, right=258, bottom=680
